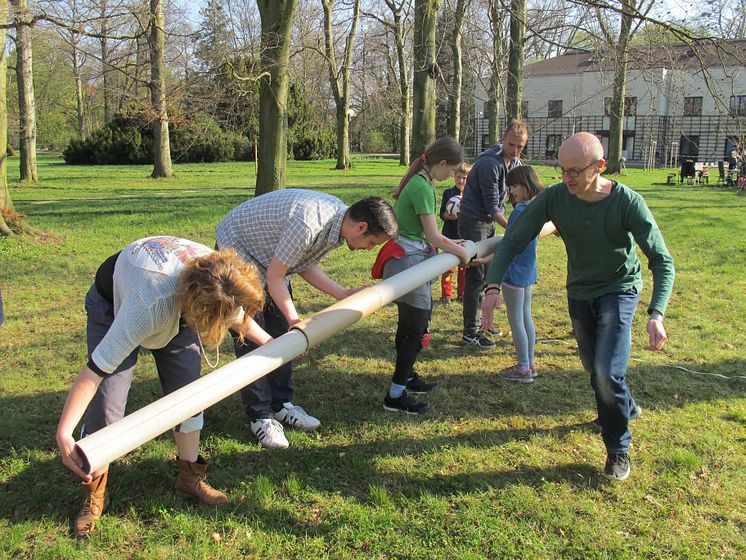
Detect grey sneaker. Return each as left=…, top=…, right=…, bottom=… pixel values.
left=462, top=333, right=496, bottom=349
left=250, top=418, right=289, bottom=449
left=500, top=364, right=534, bottom=384
left=274, top=402, right=321, bottom=431
left=603, top=452, right=631, bottom=481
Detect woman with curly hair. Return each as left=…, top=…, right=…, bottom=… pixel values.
left=56, top=236, right=267, bottom=537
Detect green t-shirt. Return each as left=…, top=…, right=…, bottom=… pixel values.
left=486, top=182, right=675, bottom=314
left=394, top=174, right=437, bottom=242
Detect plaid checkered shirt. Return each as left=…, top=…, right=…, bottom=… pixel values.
left=216, top=189, right=348, bottom=285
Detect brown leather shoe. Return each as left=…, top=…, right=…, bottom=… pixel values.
left=174, top=455, right=228, bottom=505
left=73, top=470, right=110, bottom=538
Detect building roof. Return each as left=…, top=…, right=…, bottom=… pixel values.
left=525, top=39, right=746, bottom=77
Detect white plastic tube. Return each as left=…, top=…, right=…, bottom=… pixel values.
left=75, top=236, right=501, bottom=473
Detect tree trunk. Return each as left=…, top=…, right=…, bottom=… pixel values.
left=447, top=0, right=466, bottom=141
left=322, top=0, right=360, bottom=171
left=149, top=0, right=174, bottom=179
left=606, top=0, right=633, bottom=174
left=72, top=30, right=86, bottom=139
left=505, top=0, right=526, bottom=123
left=411, top=0, right=441, bottom=160
left=256, top=0, right=297, bottom=194
left=385, top=0, right=411, bottom=166
left=487, top=0, right=504, bottom=146
left=11, top=0, right=37, bottom=183
left=0, top=0, right=34, bottom=235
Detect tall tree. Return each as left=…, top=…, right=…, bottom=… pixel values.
left=447, top=0, right=468, bottom=141
left=486, top=0, right=505, bottom=146
left=411, top=0, right=441, bottom=159
left=149, top=0, right=173, bottom=178
left=505, top=0, right=526, bottom=123
left=322, top=0, right=360, bottom=170
left=10, top=0, right=37, bottom=182
left=256, top=0, right=296, bottom=194
left=597, top=0, right=652, bottom=174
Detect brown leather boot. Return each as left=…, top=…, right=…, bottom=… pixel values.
left=73, top=470, right=110, bottom=538
left=174, top=455, right=228, bottom=505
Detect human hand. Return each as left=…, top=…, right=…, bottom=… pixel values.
left=343, top=285, right=369, bottom=298
left=646, top=318, right=667, bottom=351
left=480, top=292, right=502, bottom=331
left=468, top=256, right=489, bottom=267
left=444, top=211, right=457, bottom=221
left=57, top=433, right=91, bottom=482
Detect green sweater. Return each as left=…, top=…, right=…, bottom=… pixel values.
left=486, top=182, right=675, bottom=314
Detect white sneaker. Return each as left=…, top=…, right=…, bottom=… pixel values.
left=274, top=402, right=321, bottom=431
left=250, top=418, right=289, bottom=449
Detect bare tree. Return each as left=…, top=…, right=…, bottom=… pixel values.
left=411, top=0, right=441, bottom=158
left=10, top=0, right=37, bottom=182
left=447, top=0, right=469, bottom=141
left=256, top=0, right=297, bottom=194
left=149, top=0, right=173, bottom=178
left=322, top=0, right=361, bottom=170
left=505, top=0, right=526, bottom=123
left=486, top=0, right=506, bottom=145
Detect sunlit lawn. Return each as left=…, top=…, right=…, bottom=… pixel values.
left=1, top=153, right=745, bottom=559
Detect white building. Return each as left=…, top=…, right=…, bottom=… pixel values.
left=472, top=40, right=746, bottom=166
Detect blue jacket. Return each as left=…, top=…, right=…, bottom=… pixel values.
left=460, top=144, right=520, bottom=222
left=503, top=202, right=538, bottom=287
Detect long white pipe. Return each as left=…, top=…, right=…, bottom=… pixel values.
left=75, top=236, right=502, bottom=473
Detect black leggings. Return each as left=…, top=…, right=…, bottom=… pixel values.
left=392, top=302, right=432, bottom=386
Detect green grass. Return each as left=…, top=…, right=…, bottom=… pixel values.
left=1, top=153, right=745, bottom=559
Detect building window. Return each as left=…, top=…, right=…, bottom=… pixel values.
left=730, top=95, right=746, bottom=116
left=548, top=100, right=562, bottom=118
left=546, top=134, right=562, bottom=159
left=604, top=96, right=638, bottom=116
left=679, top=135, right=699, bottom=158
left=683, top=96, right=703, bottom=116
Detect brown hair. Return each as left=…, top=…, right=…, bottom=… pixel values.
left=393, top=137, right=464, bottom=198
left=506, top=165, right=544, bottom=200
left=504, top=119, right=529, bottom=139
left=347, top=197, right=398, bottom=237
left=177, top=248, right=265, bottom=348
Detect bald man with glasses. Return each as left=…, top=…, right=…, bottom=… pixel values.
left=481, top=132, right=675, bottom=481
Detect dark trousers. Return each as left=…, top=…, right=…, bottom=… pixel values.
left=392, top=302, right=432, bottom=386
left=233, top=289, right=294, bottom=421
left=568, top=290, right=640, bottom=454
left=458, top=214, right=496, bottom=336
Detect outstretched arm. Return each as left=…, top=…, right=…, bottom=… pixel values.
left=299, top=263, right=355, bottom=300
left=56, top=367, right=104, bottom=482
left=266, top=256, right=301, bottom=326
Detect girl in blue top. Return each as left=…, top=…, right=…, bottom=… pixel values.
left=500, top=166, right=546, bottom=383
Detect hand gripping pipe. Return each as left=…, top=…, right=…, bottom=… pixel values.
left=75, top=236, right=502, bottom=474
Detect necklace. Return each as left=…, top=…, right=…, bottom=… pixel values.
left=197, top=333, right=220, bottom=368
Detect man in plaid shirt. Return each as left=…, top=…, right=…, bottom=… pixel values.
left=216, top=189, right=397, bottom=448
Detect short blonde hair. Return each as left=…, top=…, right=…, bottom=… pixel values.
left=455, top=162, right=472, bottom=176
left=177, top=248, right=265, bottom=348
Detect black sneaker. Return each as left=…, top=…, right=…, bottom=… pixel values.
left=462, top=333, right=496, bottom=349
left=406, top=373, right=438, bottom=395
left=592, top=405, right=642, bottom=427
left=603, top=452, right=631, bottom=481
left=438, top=297, right=452, bottom=306
left=383, top=391, right=428, bottom=415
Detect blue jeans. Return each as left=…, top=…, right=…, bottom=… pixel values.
left=568, top=290, right=640, bottom=454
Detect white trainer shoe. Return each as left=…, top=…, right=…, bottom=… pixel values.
left=274, top=402, right=321, bottom=431
left=250, top=418, right=289, bottom=449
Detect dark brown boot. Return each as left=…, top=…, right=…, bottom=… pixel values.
left=174, top=455, right=228, bottom=505
left=73, top=470, right=110, bottom=538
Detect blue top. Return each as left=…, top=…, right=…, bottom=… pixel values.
left=503, top=201, right=538, bottom=287
left=459, top=143, right=521, bottom=222
left=439, top=186, right=461, bottom=239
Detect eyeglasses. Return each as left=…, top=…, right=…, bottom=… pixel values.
left=554, top=160, right=600, bottom=179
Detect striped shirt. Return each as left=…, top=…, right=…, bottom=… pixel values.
left=216, top=189, right=348, bottom=284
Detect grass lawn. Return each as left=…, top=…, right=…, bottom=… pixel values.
left=1, top=153, right=745, bottom=559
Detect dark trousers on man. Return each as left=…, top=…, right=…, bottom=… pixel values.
left=458, top=214, right=496, bottom=337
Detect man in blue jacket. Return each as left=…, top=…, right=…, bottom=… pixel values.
left=458, top=119, right=528, bottom=349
